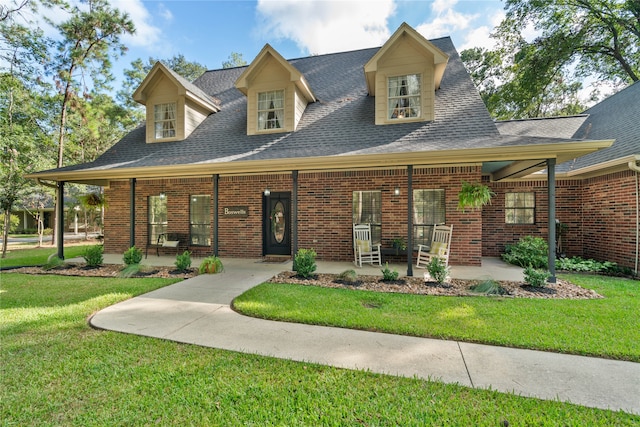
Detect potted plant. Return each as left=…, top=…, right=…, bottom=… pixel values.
left=199, top=255, right=224, bottom=274
left=391, top=237, right=406, bottom=254
left=457, top=181, right=495, bottom=212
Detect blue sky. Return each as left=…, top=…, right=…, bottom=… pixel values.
left=4, top=0, right=511, bottom=89
left=110, top=0, right=509, bottom=85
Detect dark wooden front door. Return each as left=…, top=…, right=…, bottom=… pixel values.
left=263, top=192, right=291, bottom=256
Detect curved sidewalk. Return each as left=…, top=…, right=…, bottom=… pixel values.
left=90, top=261, right=640, bottom=415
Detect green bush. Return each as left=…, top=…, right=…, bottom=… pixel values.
left=294, top=248, right=317, bottom=279
left=123, top=246, right=143, bottom=266
left=42, top=255, right=65, bottom=271
left=502, top=236, right=548, bottom=269
left=0, top=213, right=20, bottom=234
left=337, top=269, right=358, bottom=284
left=426, top=257, right=449, bottom=284
left=556, top=256, right=618, bottom=273
left=175, top=251, right=192, bottom=273
left=381, top=263, right=399, bottom=281
left=523, top=265, right=550, bottom=287
left=83, top=245, right=104, bottom=267
left=470, top=280, right=508, bottom=295
left=118, top=264, right=141, bottom=278
left=199, top=255, right=224, bottom=274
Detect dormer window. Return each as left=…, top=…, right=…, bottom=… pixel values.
left=154, top=102, right=177, bottom=139
left=258, top=90, right=284, bottom=130
left=388, top=74, right=421, bottom=120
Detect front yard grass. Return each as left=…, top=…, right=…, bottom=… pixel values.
left=233, top=274, right=640, bottom=362
left=1, top=273, right=638, bottom=424
left=0, top=245, right=91, bottom=268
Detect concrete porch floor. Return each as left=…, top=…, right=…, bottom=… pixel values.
left=95, top=254, right=524, bottom=282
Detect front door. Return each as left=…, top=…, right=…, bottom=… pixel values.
left=263, top=192, right=291, bottom=256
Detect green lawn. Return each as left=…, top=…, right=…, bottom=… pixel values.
left=233, top=274, right=640, bottom=362
left=2, top=273, right=638, bottom=424
left=0, top=245, right=93, bottom=268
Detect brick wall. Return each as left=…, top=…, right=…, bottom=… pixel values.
left=582, top=170, right=638, bottom=269
left=103, top=166, right=485, bottom=266
left=482, top=178, right=584, bottom=258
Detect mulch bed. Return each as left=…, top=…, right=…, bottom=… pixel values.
left=5, top=265, right=603, bottom=299
left=269, top=272, right=603, bottom=299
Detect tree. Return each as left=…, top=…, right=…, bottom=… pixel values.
left=222, top=52, right=247, bottom=68
left=0, top=8, right=52, bottom=257
left=46, top=0, right=134, bottom=245
left=462, top=0, right=639, bottom=119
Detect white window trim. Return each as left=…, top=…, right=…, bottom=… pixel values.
left=154, top=102, right=177, bottom=140
left=257, top=90, right=284, bottom=131
left=387, top=74, right=422, bottom=120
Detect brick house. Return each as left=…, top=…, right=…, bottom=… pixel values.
left=30, top=23, right=632, bottom=274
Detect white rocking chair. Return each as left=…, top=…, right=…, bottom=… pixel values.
left=353, top=224, right=382, bottom=267
left=416, top=224, right=453, bottom=268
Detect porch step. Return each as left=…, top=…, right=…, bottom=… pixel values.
left=262, top=255, right=291, bottom=263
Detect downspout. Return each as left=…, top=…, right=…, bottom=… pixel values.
left=130, top=178, right=136, bottom=248
left=629, top=160, right=640, bottom=275
left=406, top=165, right=413, bottom=277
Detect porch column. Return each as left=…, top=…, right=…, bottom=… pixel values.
left=406, top=165, right=413, bottom=277
left=57, top=181, right=65, bottom=260
left=547, top=158, right=556, bottom=283
left=292, top=170, right=298, bottom=258
left=130, top=178, right=136, bottom=248
left=213, top=174, right=219, bottom=256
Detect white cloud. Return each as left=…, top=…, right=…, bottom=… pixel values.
left=459, top=10, right=505, bottom=51
left=256, top=0, right=396, bottom=55
left=415, top=7, right=475, bottom=40
left=110, top=0, right=162, bottom=48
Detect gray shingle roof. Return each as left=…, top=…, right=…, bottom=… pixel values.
left=497, top=81, right=639, bottom=173
left=495, top=115, right=589, bottom=139
left=37, top=37, right=598, bottom=177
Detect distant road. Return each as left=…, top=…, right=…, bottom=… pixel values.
left=0, top=233, right=100, bottom=245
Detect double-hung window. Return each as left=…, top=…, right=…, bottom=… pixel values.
left=505, top=192, right=535, bottom=224
left=154, top=102, right=176, bottom=139
left=353, top=190, right=381, bottom=244
left=148, top=195, right=167, bottom=243
left=388, top=74, right=421, bottom=119
left=190, top=195, right=211, bottom=246
left=413, top=189, right=445, bottom=247
left=257, top=90, right=284, bottom=130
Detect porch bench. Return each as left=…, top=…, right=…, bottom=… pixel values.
left=146, top=233, right=181, bottom=258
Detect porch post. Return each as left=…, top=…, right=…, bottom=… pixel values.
left=213, top=174, right=219, bottom=256
left=547, top=158, right=556, bottom=283
left=130, top=178, right=136, bottom=248
left=57, top=181, right=65, bottom=260
left=406, top=165, right=413, bottom=277
left=292, top=170, right=298, bottom=258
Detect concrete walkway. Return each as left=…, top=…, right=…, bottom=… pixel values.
left=90, top=258, right=640, bottom=415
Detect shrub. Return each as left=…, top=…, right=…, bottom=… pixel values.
left=118, top=264, right=141, bottom=278
left=175, top=251, right=192, bottom=273
left=426, top=257, right=449, bottom=284
left=556, top=256, right=618, bottom=273
left=470, top=280, right=507, bottom=295
left=123, top=246, right=143, bottom=266
left=42, top=255, right=65, bottom=271
left=337, top=269, right=358, bottom=284
left=83, top=245, right=103, bottom=267
left=502, top=236, right=548, bottom=269
left=381, top=263, right=399, bottom=281
left=523, top=265, right=550, bottom=287
left=199, top=255, right=224, bottom=274
left=294, top=248, right=317, bottom=279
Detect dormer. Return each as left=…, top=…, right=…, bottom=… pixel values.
left=364, top=23, right=449, bottom=125
left=133, top=62, right=220, bottom=143
left=235, top=44, right=316, bottom=135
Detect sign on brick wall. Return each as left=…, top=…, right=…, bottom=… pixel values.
left=222, top=206, right=249, bottom=217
